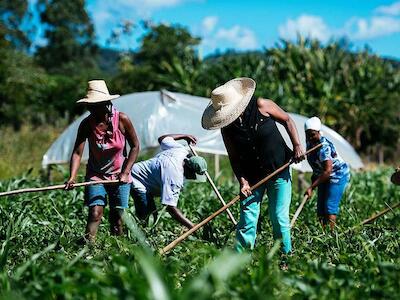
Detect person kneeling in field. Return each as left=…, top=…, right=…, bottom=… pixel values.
left=304, top=117, right=350, bottom=231
left=130, top=134, right=207, bottom=229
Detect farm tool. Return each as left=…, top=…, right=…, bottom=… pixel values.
left=290, top=197, right=399, bottom=232
left=160, top=143, right=323, bottom=255
left=0, top=180, right=120, bottom=197
left=358, top=202, right=400, bottom=226
left=188, top=144, right=237, bottom=226
left=290, top=167, right=400, bottom=229
left=334, top=201, right=400, bottom=237
left=290, top=194, right=311, bottom=227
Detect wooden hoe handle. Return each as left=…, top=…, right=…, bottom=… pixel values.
left=0, top=180, right=120, bottom=197
left=160, top=143, right=322, bottom=255
left=188, top=144, right=237, bottom=225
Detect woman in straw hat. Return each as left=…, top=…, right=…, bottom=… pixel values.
left=65, top=80, right=140, bottom=242
left=304, top=117, right=350, bottom=231
left=202, top=78, right=304, bottom=264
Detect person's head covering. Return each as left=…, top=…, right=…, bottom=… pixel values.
left=304, top=116, right=322, bottom=131
left=391, top=168, right=400, bottom=185
left=201, top=77, right=256, bottom=130
left=185, top=156, right=207, bottom=182
left=77, top=80, right=120, bottom=104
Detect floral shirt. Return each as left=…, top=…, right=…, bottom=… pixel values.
left=307, top=136, right=350, bottom=182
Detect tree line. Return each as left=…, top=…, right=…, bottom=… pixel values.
left=1, top=0, right=399, bottom=162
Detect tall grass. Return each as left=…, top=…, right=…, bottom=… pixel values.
left=0, top=125, right=63, bottom=179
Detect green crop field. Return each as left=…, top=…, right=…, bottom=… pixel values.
left=0, top=168, right=399, bottom=299
left=1, top=1, right=400, bottom=299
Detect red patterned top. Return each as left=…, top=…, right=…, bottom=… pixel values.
left=86, top=107, right=132, bottom=182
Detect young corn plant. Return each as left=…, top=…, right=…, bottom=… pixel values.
left=0, top=168, right=398, bottom=299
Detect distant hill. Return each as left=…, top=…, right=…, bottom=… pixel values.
left=384, top=57, right=400, bottom=67
left=203, top=49, right=265, bottom=63
left=97, top=48, right=121, bottom=75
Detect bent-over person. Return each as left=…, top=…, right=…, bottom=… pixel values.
left=131, top=134, right=207, bottom=229
left=304, top=117, right=350, bottom=231
left=202, top=78, right=305, bottom=268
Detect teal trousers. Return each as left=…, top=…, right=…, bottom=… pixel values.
left=235, top=168, right=292, bottom=254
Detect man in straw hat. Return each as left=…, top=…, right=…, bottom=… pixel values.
left=65, top=80, right=140, bottom=242
left=130, top=134, right=207, bottom=229
left=202, top=78, right=305, bottom=268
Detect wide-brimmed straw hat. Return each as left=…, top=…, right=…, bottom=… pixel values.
left=201, top=77, right=256, bottom=130
left=77, top=80, right=120, bottom=104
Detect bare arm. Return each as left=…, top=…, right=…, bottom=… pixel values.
left=65, top=120, right=88, bottom=189
left=166, top=206, right=194, bottom=229
left=258, top=98, right=305, bottom=163
left=119, top=112, right=140, bottom=183
left=157, top=134, right=197, bottom=145
left=305, top=160, right=333, bottom=197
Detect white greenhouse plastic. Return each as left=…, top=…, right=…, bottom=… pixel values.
left=42, top=90, right=364, bottom=172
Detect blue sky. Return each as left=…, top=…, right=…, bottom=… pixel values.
left=59, top=1, right=400, bottom=58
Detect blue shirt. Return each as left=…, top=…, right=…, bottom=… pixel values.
left=307, top=136, right=349, bottom=182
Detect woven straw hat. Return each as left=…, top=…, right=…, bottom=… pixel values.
left=77, top=80, right=120, bottom=104
left=201, top=78, right=256, bottom=130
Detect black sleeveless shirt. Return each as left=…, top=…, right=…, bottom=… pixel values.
left=221, top=96, right=293, bottom=184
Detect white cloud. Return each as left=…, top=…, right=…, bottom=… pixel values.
left=214, top=25, right=258, bottom=49
left=201, top=16, right=218, bottom=33
left=92, top=10, right=113, bottom=24
left=375, top=1, right=400, bottom=16
left=278, top=14, right=331, bottom=42
left=279, top=11, right=400, bottom=42
left=346, top=16, right=400, bottom=40
left=199, top=17, right=257, bottom=51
